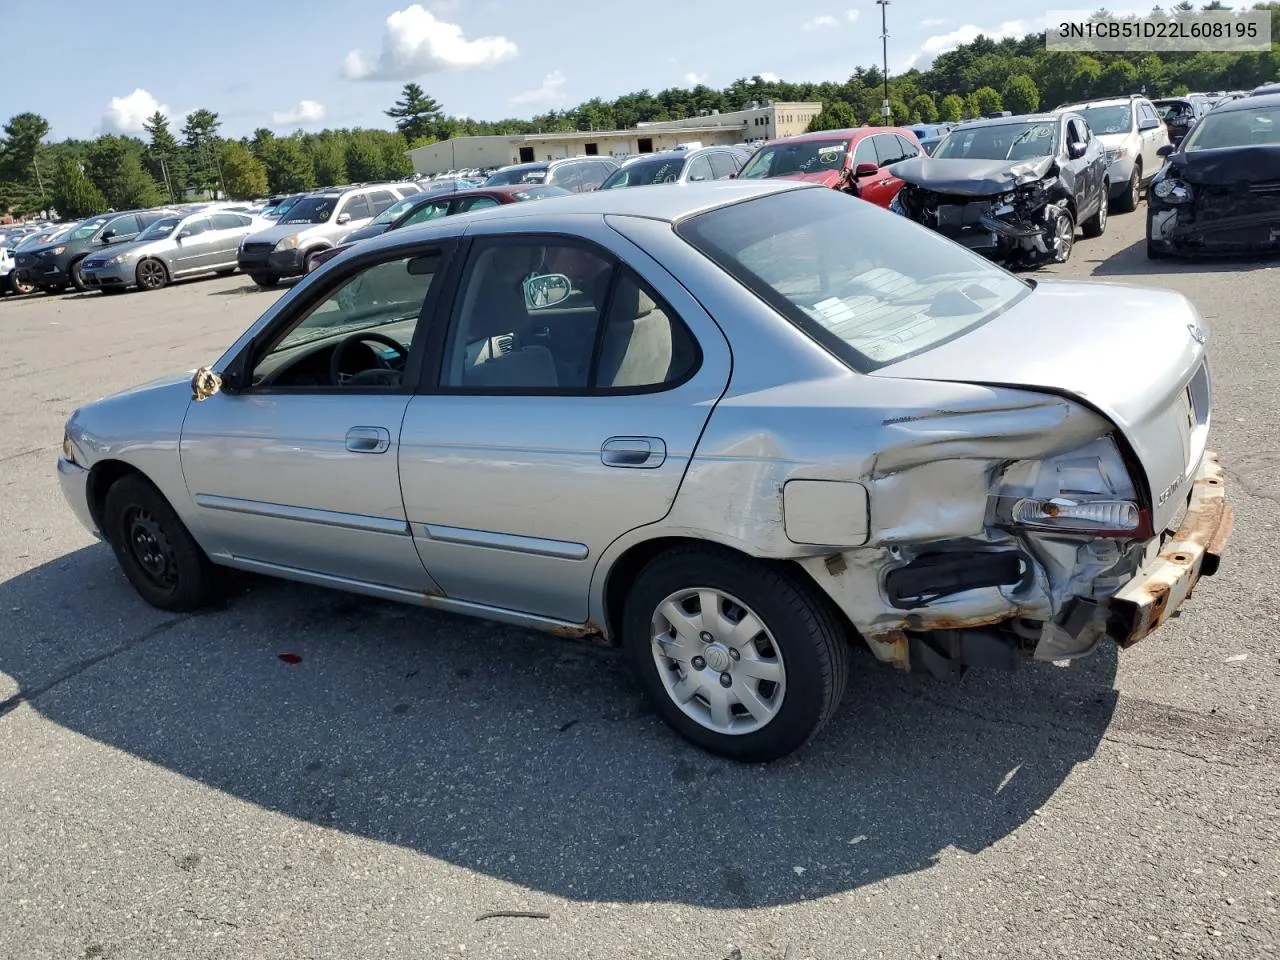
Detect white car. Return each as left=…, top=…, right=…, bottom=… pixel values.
left=1058, top=95, right=1171, bottom=213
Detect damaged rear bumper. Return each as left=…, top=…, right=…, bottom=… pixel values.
left=1105, top=451, right=1232, bottom=647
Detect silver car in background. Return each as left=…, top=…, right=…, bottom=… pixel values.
left=80, top=209, right=264, bottom=292
left=56, top=181, right=1232, bottom=762
left=598, top=146, right=752, bottom=189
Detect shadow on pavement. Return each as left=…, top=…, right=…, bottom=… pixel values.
left=209, top=278, right=298, bottom=296
left=0, top=544, right=1119, bottom=908
left=1089, top=237, right=1280, bottom=277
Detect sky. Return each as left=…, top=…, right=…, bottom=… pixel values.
left=3, top=0, right=1222, bottom=141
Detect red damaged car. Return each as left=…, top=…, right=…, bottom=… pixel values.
left=735, top=126, right=925, bottom=207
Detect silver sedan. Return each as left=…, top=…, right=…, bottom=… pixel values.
left=57, top=180, right=1233, bottom=761
left=80, top=209, right=263, bottom=292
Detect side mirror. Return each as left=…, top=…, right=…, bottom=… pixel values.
left=1068, top=141, right=1087, bottom=159
left=1157, top=144, right=1174, bottom=157
left=853, top=161, right=879, bottom=178
left=191, top=366, right=223, bottom=402
left=728, top=171, right=738, bottom=179
left=336, top=212, right=351, bottom=225
left=99, top=230, right=115, bottom=242
left=524, top=273, right=572, bottom=310
left=175, top=231, right=190, bottom=242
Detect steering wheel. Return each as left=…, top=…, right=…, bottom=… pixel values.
left=329, top=331, right=409, bottom=386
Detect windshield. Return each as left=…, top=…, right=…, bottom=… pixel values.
left=374, top=197, right=417, bottom=225
left=1181, top=104, right=1280, bottom=151
left=600, top=156, right=686, bottom=188
left=675, top=188, right=1030, bottom=371
left=17, top=228, right=67, bottom=251
left=279, top=196, right=337, bottom=224
left=511, top=185, right=571, bottom=201
left=1074, top=105, right=1132, bottom=135
left=738, top=138, right=850, bottom=179
left=932, top=121, right=1058, bottom=160
left=485, top=166, right=544, bottom=186
left=68, top=218, right=109, bottom=241
left=136, top=217, right=182, bottom=242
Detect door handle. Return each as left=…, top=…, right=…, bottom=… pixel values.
left=601, top=436, right=667, bottom=469
left=345, top=426, right=391, bottom=454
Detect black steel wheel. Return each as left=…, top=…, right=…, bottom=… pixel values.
left=103, top=473, right=224, bottom=611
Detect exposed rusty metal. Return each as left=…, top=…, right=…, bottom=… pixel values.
left=543, top=619, right=606, bottom=642
left=865, top=629, right=910, bottom=670
left=1110, top=451, right=1233, bottom=648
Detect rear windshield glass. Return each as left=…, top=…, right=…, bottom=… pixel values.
left=600, top=157, right=686, bottom=188
left=676, top=188, right=1031, bottom=371
left=485, top=167, right=545, bottom=186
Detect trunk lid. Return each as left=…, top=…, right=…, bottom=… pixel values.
left=870, top=279, right=1211, bottom=532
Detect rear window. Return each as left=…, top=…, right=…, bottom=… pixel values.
left=676, top=187, right=1031, bottom=371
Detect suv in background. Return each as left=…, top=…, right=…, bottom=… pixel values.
left=598, top=146, right=751, bottom=189
left=483, top=156, right=621, bottom=192
left=236, top=183, right=413, bottom=287
left=13, top=209, right=176, bottom=293
left=1056, top=95, right=1170, bottom=212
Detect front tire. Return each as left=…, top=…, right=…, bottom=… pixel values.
left=622, top=546, right=850, bottom=762
left=9, top=272, right=34, bottom=296
left=1115, top=165, right=1141, bottom=214
left=1082, top=183, right=1109, bottom=238
left=69, top=258, right=89, bottom=292
left=249, top=272, right=279, bottom=288
left=102, top=474, right=223, bottom=612
left=135, top=258, right=169, bottom=291
left=1046, top=201, right=1075, bottom=264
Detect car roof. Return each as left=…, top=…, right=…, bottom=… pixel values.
left=957, top=113, right=1064, bottom=130
left=361, top=179, right=810, bottom=255
left=1063, top=97, right=1140, bottom=108
left=760, top=126, right=914, bottom=144
left=1213, top=91, right=1280, bottom=112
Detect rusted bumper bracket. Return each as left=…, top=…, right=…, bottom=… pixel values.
left=1107, top=451, right=1233, bottom=648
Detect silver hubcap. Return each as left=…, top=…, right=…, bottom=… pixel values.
left=1054, top=210, right=1073, bottom=258
left=1099, top=196, right=1107, bottom=229
left=650, top=588, right=786, bottom=735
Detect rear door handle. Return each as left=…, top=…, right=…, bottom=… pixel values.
left=346, top=426, right=391, bottom=454
left=601, top=436, right=667, bottom=469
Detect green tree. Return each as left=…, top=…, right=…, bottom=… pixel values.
left=0, top=112, right=50, bottom=185
left=49, top=155, right=107, bottom=220
left=378, top=132, right=414, bottom=179
left=939, top=94, right=966, bottom=122
left=220, top=141, right=269, bottom=199
left=143, top=111, right=186, bottom=202
left=807, top=101, right=859, bottom=131
left=84, top=135, right=165, bottom=209
left=385, top=83, right=443, bottom=142
left=308, top=135, right=348, bottom=186
left=181, top=109, right=223, bottom=196
left=344, top=133, right=384, bottom=181
left=971, top=86, right=1005, bottom=115
left=1099, top=58, right=1139, bottom=96
left=261, top=137, right=315, bottom=193
left=910, top=94, right=939, bottom=123
left=1001, top=74, right=1041, bottom=113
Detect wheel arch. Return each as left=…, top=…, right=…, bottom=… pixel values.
left=86, top=459, right=155, bottom=533
left=599, top=535, right=856, bottom=647
left=135, top=256, right=170, bottom=284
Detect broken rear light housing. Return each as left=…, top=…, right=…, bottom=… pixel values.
left=989, top=435, right=1153, bottom=539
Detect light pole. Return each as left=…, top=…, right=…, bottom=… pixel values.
left=876, top=0, right=891, bottom=124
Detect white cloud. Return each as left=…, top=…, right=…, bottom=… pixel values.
left=103, top=88, right=169, bottom=134
left=902, top=19, right=1035, bottom=70
left=510, top=70, right=567, bottom=107
left=685, top=71, right=709, bottom=86
left=846, top=9, right=859, bottom=22
left=342, top=3, right=517, bottom=81
left=803, top=14, right=839, bottom=31
left=271, top=100, right=326, bottom=126
left=921, top=17, right=946, bottom=27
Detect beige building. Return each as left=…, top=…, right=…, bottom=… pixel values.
left=406, top=101, right=824, bottom=176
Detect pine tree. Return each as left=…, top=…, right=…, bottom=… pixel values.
left=181, top=109, right=223, bottom=197
left=143, top=111, right=186, bottom=202
left=385, top=83, right=442, bottom=143
left=49, top=155, right=107, bottom=220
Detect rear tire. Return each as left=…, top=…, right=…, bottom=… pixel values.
left=102, top=473, right=224, bottom=612
left=622, top=546, right=850, bottom=762
left=249, top=273, right=279, bottom=288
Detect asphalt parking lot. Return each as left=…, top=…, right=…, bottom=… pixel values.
left=2, top=210, right=1278, bottom=960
